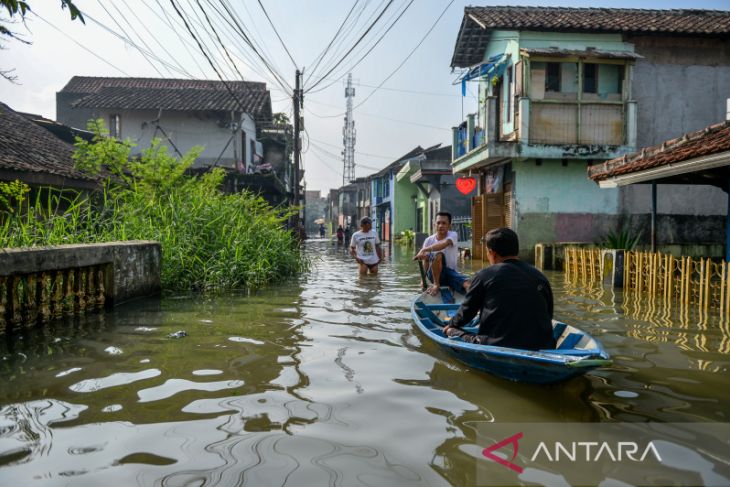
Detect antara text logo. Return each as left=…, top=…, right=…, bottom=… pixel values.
left=482, top=432, right=662, bottom=473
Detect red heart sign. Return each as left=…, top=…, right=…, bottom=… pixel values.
left=456, top=177, right=476, bottom=195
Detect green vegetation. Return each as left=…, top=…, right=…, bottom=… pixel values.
left=598, top=225, right=643, bottom=250
left=0, top=121, right=306, bottom=292
left=394, top=229, right=415, bottom=246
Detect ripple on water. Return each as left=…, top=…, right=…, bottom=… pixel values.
left=104, top=346, right=123, bottom=355
left=69, top=369, right=162, bottom=393
left=228, top=337, right=265, bottom=345
left=55, top=367, right=82, bottom=378
left=192, top=369, right=223, bottom=376
left=136, top=379, right=245, bottom=403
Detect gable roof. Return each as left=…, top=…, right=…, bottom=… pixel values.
left=452, top=7, right=730, bottom=67
left=0, top=103, right=97, bottom=188
left=60, top=76, right=272, bottom=119
left=588, top=121, right=730, bottom=184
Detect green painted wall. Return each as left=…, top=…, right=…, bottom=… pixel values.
left=513, top=159, right=619, bottom=214
left=393, top=178, right=418, bottom=237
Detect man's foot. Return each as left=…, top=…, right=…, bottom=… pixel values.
left=463, top=279, right=472, bottom=292
left=426, top=284, right=440, bottom=296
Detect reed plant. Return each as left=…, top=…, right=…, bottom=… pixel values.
left=0, top=121, right=306, bottom=292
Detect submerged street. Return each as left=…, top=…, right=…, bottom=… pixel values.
left=0, top=240, right=728, bottom=485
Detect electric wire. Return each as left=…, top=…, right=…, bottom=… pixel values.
left=305, top=0, right=395, bottom=93
left=256, top=0, right=298, bottom=69
left=306, top=0, right=415, bottom=95
left=149, top=0, right=208, bottom=78
left=33, top=13, right=131, bottom=76
left=194, top=0, right=247, bottom=81
left=168, top=0, right=252, bottom=114
left=305, top=0, right=360, bottom=85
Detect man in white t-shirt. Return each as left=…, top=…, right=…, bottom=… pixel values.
left=414, top=211, right=470, bottom=296
left=350, top=216, right=382, bottom=274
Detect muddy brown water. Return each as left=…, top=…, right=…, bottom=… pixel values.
left=0, top=240, right=728, bottom=486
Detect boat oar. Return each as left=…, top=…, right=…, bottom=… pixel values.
left=417, top=259, right=427, bottom=291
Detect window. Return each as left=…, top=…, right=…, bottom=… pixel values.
left=250, top=139, right=256, bottom=164
left=109, top=114, right=121, bottom=138
left=545, top=63, right=560, bottom=92
left=583, top=63, right=597, bottom=93
left=506, top=66, right=513, bottom=123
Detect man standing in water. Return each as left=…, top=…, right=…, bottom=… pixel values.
left=350, top=217, right=382, bottom=275
left=443, top=227, right=556, bottom=350
left=414, top=211, right=470, bottom=296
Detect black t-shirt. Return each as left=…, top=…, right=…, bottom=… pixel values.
left=450, top=259, right=556, bottom=350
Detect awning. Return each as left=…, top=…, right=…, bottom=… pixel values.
left=459, top=53, right=507, bottom=96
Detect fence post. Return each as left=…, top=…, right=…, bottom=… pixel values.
left=601, top=249, right=625, bottom=288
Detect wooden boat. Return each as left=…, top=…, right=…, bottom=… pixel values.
left=411, top=291, right=612, bottom=384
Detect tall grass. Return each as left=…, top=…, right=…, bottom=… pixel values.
left=0, top=122, right=306, bottom=292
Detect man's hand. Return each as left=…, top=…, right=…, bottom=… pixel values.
left=413, top=248, right=427, bottom=261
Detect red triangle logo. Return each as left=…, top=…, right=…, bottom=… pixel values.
left=482, top=432, right=524, bottom=473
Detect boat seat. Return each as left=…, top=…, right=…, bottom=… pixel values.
left=557, top=332, right=583, bottom=350
left=553, top=322, right=568, bottom=340
left=415, top=302, right=444, bottom=326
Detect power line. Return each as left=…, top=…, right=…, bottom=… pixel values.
left=194, top=0, right=246, bottom=81
left=305, top=0, right=395, bottom=93
left=256, top=0, right=298, bottom=69
left=305, top=0, right=360, bottom=85
left=352, top=0, right=456, bottom=110
left=213, top=0, right=292, bottom=92
left=33, top=13, right=131, bottom=76
left=168, top=0, right=251, bottom=114
left=304, top=98, right=450, bottom=132
left=149, top=0, right=208, bottom=78
left=306, top=0, right=415, bottom=95
left=308, top=136, right=397, bottom=160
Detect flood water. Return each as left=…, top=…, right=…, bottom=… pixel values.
left=0, top=240, right=729, bottom=486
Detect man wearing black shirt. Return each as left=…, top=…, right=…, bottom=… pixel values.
left=443, top=228, right=556, bottom=351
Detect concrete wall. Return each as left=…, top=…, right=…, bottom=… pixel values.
left=0, top=241, right=161, bottom=306
left=631, top=36, right=730, bottom=147
left=57, top=104, right=260, bottom=170
left=512, top=160, right=726, bottom=260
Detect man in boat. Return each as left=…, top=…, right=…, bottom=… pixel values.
left=442, top=227, right=556, bottom=351
left=350, top=217, right=382, bottom=274
left=413, top=211, right=470, bottom=296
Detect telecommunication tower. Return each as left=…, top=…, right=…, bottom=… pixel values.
left=342, top=73, right=356, bottom=186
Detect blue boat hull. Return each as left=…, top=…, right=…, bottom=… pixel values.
left=411, top=293, right=611, bottom=384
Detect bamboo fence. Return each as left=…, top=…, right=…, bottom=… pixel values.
left=564, top=248, right=730, bottom=322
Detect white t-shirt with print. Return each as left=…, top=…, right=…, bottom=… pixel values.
left=422, top=230, right=459, bottom=271
left=350, top=230, right=380, bottom=265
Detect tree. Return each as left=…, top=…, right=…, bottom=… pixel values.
left=1, top=0, right=84, bottom=82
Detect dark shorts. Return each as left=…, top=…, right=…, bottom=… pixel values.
left=362, top=260, right=380, bottom=271
left=425, top=252, right=468, bottom=294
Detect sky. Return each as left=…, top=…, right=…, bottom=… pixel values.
left=2, top=0, right=729, bottom=194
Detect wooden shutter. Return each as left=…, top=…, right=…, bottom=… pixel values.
left=484, top=193, right=505, bottom=234
left=503, top=182, right=513, bottom=229
left=471, top=195, right=484, bottom=261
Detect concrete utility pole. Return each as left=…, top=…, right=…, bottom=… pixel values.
left=342, top=73, right=356, bottom=186
left=293, top=69, right=303, bottom=224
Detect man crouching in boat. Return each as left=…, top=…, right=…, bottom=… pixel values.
left=443, top=228, right=557, bottom=351
left=413, top=211, right=470, bottom=296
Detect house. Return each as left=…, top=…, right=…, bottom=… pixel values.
left=353, top=177, right=372, bottom=224
left=371, top=146, right=425, bottom=242
left=396, top=144, right=471, bottom=241
left=589, top=120, right=730, bottom=258
left=0, top=102, right=97, bottom=192
left=56, top=76, right=304, bottom=207
left=450, top=7, right=730, bottom=260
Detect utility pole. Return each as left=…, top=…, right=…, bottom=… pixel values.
left=293, top=69, right=302, bottom=226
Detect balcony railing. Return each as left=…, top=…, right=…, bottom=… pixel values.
left=453, top=97, right=636, bottom=164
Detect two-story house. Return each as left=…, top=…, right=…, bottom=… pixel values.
left=450, top=7, right=730, bottom=260
left=396, top=144, right=471, bottom=239
left=371, top=146, right=424, bottom=242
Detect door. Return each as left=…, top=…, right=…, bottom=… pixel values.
left=471, top=195, right=484, bottom=261
left=503, top=181, right=513, bottom=228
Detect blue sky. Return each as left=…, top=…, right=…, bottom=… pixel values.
left=3, top=1, right=729, bottom=192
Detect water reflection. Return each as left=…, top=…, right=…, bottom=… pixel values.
left=0, top=240, right=728, bottom=485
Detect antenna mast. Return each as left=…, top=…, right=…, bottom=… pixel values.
left=342, top=73, right=356, bottom=185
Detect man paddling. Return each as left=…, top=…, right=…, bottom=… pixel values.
left=443, top=227, right=556, bottom=351
left=413, top=211, right=470, bottom=296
